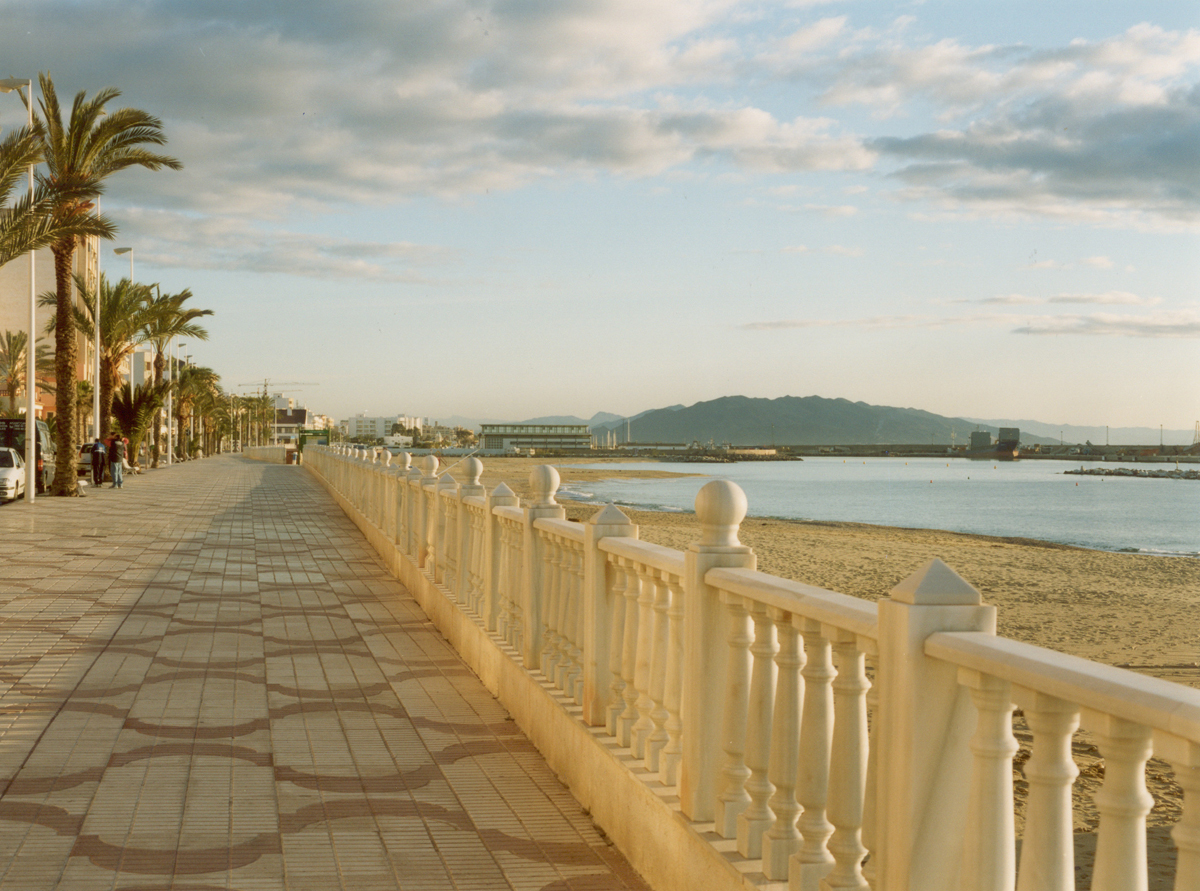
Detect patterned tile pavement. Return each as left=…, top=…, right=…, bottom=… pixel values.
left=0, top=457, right=649, bottom=891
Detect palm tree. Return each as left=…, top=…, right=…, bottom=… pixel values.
left=0, top=329, right=54, bottom=416
left=35, top=73, right=181, bottom=495
left=111, top=380, right=167, bottom=469
left=0, top=121, right=112, bottom=267
left=173, top=364, right=220, bottom=459
left=141, top=287, right=211, bottom=467
left=40, top=272, right=153, bottom=437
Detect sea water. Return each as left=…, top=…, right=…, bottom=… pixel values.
left=558, top=457, right=1199, bottom=558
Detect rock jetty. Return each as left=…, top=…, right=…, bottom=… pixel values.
left=1064, top=466, right=1200, bottom=481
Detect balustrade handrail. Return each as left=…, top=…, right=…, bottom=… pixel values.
left=598, top=536, right=686, bottom=576
left=532, top=516, right=587, bottom=542
left=927, top=630, right=1200, bottom=739
left=706, top=566, right=879, bottom=643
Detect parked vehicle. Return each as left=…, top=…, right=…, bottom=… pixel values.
left=0, top=419, right=55, bottom=494
left=0, top=447, right=25, bottom=502
left=78, top=441, right=105, bottom=478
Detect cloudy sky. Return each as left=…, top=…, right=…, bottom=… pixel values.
left=3, top=0, right=1197, bottom=428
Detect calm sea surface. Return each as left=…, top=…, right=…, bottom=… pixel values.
left=559, top=457, right=1199, bottom=558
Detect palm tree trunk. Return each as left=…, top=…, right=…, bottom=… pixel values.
left=150, top=351, right=165, bottom=467
left=50, top=239, right=78, bottom=496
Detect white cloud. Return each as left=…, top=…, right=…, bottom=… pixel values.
left=1081, top=255, right=1115, bottom=268
left=1013, top=311, right=1200, bottom=337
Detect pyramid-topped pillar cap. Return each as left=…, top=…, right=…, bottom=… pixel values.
left=889, top=558, right=981, bottom=605
left=421, top=455, right=439, bottom=477
left=463, top=457, right=483, bottom=486
left=695, top=480, right=747, bottom=548
left=490, top=481, right=518, bottom=504
left=589, top=503, right=632, bottom=526
left=530, top=465, right=560, bottom=508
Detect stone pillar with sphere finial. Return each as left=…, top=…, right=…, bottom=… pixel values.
left=417, top=455, right=439, bottom=568
left=521, top=465, right=566, bottom=669
left=678, top=480, right=757, bottom=823
left=456, top=457, right=486, bottom=606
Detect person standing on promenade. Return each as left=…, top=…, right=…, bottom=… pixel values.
left=109, top=436, right=126, bottom=489
left=90, top=437, right=106, bottom=486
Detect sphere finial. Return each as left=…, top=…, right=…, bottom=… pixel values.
left=694, top=480, right=747, bottom=548
left=529, top=465, right=560, bottom=507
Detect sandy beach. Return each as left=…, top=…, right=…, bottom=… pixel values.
left=464, top=455, right=1197, bottom=877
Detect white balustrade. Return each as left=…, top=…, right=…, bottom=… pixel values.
left=301, top=446, right=1200, bottom=891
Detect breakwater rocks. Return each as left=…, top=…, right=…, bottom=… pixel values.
left=1064, top=466, right=1200, bottom=481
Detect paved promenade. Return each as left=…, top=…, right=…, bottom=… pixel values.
left=0, top=456, right=648, bottom=891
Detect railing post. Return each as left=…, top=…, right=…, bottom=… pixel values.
left=392, top=451, right=412, bottom=549
left=680, top=480, right=756, bottom=823
left=521, top=466, right=565, bottom=669
left=456, top=458, right=486, bottom=605
left=582, top=504, right=636, bottom=727
left=434, top=472, right=459, bottom=585
left=417, top=455, right=438, bottom=568
left=875, top=558, right=996, bottom=891
left=404, top=458, right=422, bottom=559
left=482, top=483, right=518, bottom=632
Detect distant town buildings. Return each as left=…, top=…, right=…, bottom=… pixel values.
left=479, top=423, right=592, bottom=453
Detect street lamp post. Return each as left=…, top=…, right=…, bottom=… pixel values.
left=0, top=78, right=37, bottom=502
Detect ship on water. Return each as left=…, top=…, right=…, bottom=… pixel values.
left=968, top=427, right=1020, bottom=460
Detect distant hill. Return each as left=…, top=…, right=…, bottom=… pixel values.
left=517, top=411, right=623, bottom=426
left=589, top=395, right=1057, bottom=446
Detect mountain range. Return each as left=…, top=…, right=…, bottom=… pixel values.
left=437, top=397, right=1193, bottom=446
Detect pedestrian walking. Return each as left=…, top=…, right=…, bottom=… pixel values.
left=110, top=436, right=127, bottom=489
left=90, top=437, right=106, bottom=486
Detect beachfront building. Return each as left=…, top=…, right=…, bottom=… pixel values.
left=480, top=423, right=592, bottom=453
left=273, top=407, right=310, bottom=444
left=0, top=241, right=100, bottom=419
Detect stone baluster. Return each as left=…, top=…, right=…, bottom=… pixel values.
left=435, top=472, right=458, bottom=586
left=481, top=483, right=517, bottom=630
left=541, top=537, right=565, bottom=679
left=817, top=633, right=870, bottom=891
left=508, top=520, right=526, bottom=653
left=644, top=570, right=671, bottom=772
left=959, top=670, right=1017, bottom=891
left=1091, top=717, right=1154, bottom=891
left=555, top=541, right=577, bottom=691
left=715, top=591, right=753, bottom=839
left=680, top=480, right=756, bottom=823
left=581, top=505, right=636, bottom=728
left=417, top=455, right=439, bottom=568
left=616, top=565, right=641, bottom=748
left=522, top=466, right=564, bottom=669
left=404, top=458, right=422, bottom=559
left=567, top=544, right=586, bottom=704
left=659, top=572, right=686, bottom=788
left=736, top=600, right=777, bottom=858
left=393, top=451, right=412, bottom=549
left=605, top=558, right=631, bottom=735
left=1016, top=694, right=1079, bottom=891
left=1163, top=741, right=1200, bottom=891
left=762, top=608, right=805, bottom=880
left=456, top=458, right=485, bottom=606
left=631, top=562, right=658, bottom=759
left=795, top=620, right=836, bottom=887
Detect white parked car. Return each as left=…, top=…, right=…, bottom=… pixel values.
left=0, top=447, right=25, bottom=503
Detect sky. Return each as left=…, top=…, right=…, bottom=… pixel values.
left=2, top=0, right=1197, bottom=429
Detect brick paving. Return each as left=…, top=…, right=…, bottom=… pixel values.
left=0, top=456, right=648, bottom=891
